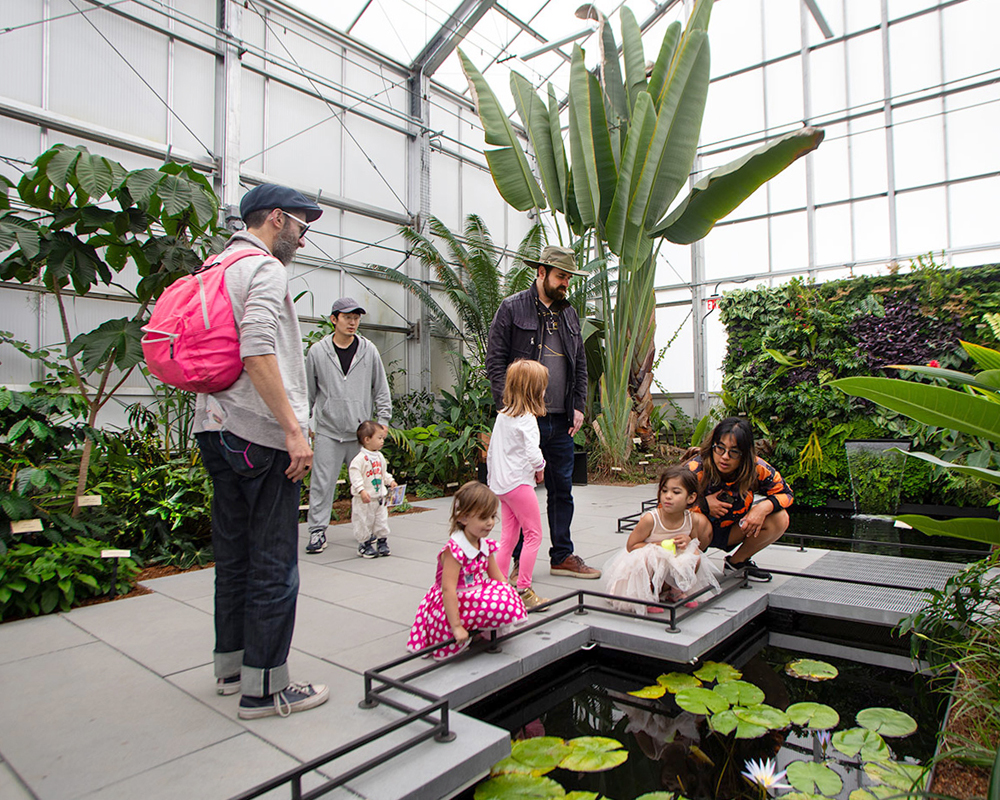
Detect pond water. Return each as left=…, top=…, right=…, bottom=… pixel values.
left=787, top=509, right=989, bottom=563
left=463, top=634, right=946, bottom=800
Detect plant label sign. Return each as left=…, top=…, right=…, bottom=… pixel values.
left=101, top=549, right=132, bottom=559
left=77, top=495, right=103, bottom=507
left=10, top=519, right=43, bottom=534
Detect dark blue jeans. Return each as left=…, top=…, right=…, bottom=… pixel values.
left=197, top=431, right=300, bottom=698
left=514, top=412, right=576, bottom=566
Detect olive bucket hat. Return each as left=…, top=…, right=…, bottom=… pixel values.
left=522, top=245, right=587, bottom=276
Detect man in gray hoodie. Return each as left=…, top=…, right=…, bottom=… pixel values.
left=305, top=297, right=392, bottom=555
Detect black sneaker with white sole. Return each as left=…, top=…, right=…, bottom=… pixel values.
left=724, top=555, right=772, bottom=582
left=358, top=538, right=378, bottom=558
left=238, top=681, right=330, bottom=719
left=376, top=538, right=390, bottom=557
left=305, top=531, right=327, bottom=555
left=216, top=675, right=241, bottom=695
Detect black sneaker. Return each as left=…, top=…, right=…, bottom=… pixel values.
left=305, top=531, right=327, bottom=555
left=358, top=538, right=378, bottom=558
left=216, top=675, right=240, bottom=695
left=238, top=682, right=329, bottom=719
left=376, top=538, right=391, bottom=557
left=725, top=555, right=772, bottom=582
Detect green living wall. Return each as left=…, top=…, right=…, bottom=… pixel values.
left=717, top=261, right=1000, bottom=508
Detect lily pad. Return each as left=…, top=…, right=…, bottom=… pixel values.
left=849, top=787, right=901, bottom=800
left=474, top=773, right=565, bottom=800
left=786, top=702, right=840, bottom=730
left=856, top=708, right=918, bottom=737
left=786, top=760, right=844, bottom=795
left=693, top=661, right=742, bottom=684
left=491, top=756, right=543, bottom=776
left=785, top=659, right=839, bottom=681
left=863, top=760, right=927, bottom=791
left=832, top=728, right=892, bottom=761
left=658, top=672, right=703, bottom=693
left=636, top=794, right=688, bottom=800
left=560, top=737, right=629, bottom=772
left=732, top=703, right=790, bottom=731
left=713, top=680, right=765, bottom=707
left=709, top=709, right=768, bottom=739
left=564, top=793, right=601, bottom=800
left=674, top=687, right=731, bottom=715
left=782, top=794, right=830, bottom=800
left=628, top=683, right=667, bottom=699
left=510, top=738, right=572, bottom=771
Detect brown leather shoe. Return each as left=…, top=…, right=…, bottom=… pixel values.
left=549, top=554, right=601, bottom=579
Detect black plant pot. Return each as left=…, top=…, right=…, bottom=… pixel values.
left=573, top=448, right=588, bottom=486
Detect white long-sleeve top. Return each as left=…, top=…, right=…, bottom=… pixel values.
left=348, top=447, right=394, bottom=499
left=486, top=412, right=545, bottom=496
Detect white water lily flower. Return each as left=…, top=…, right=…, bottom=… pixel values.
left=816, top=730, right=832, bottom=752
left=741, top=757, right=791, bottom=794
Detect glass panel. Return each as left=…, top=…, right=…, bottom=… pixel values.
left=266, top=84, right=344, bottom=193
left=705, top=312, right=728, bottom=392
left=895, top=186, right=948, bottom=257
left=945, top=87, right=1000, bottom=180
left=845, top=0, right=882, bottom=34
left=953, top=247, right=1000, bottom=268
left=949, top=176, right=1000, bottom=250
left=849, top=123, right=888, bottom=198
left=654, top=305, right=695, bottom=395
left=656, top=242, right=693, bottom=286
left=812, top=122, right=851, bottom=205
left=704, top=219, right=769, bottom=279
left=942, top=0, right=999, bottom=82
left=804, top=0, right=844, bottom=47
left=846, top=31, right=884, bottom=109
left=808, top=41, right=847, bottom=120
left=892, top=99, right=945, bottom=189
left=703, top=72, right=765, bottom=150
left=851, top=197, right=890, bottom=262
left=888, top=11, right=942, bottom=100
left=430, top=150, right=462, bottom=232
left=763, top=0, right=800, bottom=60
left=769, top=211, right=809, bottom=273
left=349, top=1, right=439, bottom=65
left=765, top=57, right=803, bottom=131
left=285, top=0, right=371, bottom=32
left=0, top=0, right=43, bottom=105
left=766, top=157, right=806, bottom=214
left=710, top=0, right=762, bottom=78
left=814, top=203, right=852, bottom=266
left=342, top=117, right=407, bottom=212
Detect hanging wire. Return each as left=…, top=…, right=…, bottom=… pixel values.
left=0, top=0, right=131, bottom=36
left=63, top=0, right=215, bottom=159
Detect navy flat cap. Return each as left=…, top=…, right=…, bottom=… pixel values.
left=240, top=184, right=323, bottom=222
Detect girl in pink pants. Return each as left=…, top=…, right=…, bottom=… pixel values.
left=486, top=359, right=549, bottom=610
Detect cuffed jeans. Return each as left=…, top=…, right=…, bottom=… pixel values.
left=513, top=412, right=576, bottom=566
left=197, top=431, right=300, bottom=698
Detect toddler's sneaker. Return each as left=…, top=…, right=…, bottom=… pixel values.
left=518, top=586, right=549, bottom=611
left=216, top=675, right=241, bottom=695
left=238, top=681, right=329, bottom=719
left=305, top=531, right=327, bottom=555
left=358, top=538, right=379, bottom=558
left=376, top=538, right=391, bottom=557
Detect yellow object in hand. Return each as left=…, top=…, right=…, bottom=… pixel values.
left=660, top=539, right=676, bottom=554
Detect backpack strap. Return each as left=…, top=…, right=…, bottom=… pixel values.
left=194, top=247, right=270, bottom=274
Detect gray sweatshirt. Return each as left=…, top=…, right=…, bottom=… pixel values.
left=192, top=231, right=309, bottom=451
left=306, top=333, right=391, bottom=441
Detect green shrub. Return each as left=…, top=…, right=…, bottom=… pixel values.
left=0, top=537, right=138, bottom=621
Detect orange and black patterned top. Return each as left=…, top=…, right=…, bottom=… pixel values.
left=682, top=454, right=793, bottom=532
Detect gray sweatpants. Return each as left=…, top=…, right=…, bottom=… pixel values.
left=307, top=434, right=360, bottom=536
left=352, top=495, right=390, bottom=544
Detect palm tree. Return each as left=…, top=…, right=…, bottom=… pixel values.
left=372, top=214, right=543, bottom=364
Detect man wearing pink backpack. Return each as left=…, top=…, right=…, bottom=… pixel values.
left=192, top=184, right=330, bottom=719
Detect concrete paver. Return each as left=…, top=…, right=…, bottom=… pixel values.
left=0, top=612, right=96, bottom=666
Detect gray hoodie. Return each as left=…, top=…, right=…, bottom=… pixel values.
left=306, top=333, right=391, bottom=441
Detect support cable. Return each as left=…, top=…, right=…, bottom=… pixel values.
left=0, top=0, right=131, bottom=35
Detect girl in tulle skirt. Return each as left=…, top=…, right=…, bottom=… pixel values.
left=602, top=466, right=721, bottom=615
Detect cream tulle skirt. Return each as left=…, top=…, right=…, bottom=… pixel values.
left=601, top=540, right=721, bottom=615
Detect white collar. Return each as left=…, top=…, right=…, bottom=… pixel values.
left=450, top=531, right=488, bottom=559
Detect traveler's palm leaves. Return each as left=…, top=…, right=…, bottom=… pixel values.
left=374, top=214, right=540, bottom=363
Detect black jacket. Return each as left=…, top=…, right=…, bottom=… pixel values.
left=486, top=283, right=587, bottom=415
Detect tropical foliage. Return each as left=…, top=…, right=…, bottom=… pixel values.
left=719, top=260, right=1000, bottom=507
left=459, top=0, right=823, bottom=467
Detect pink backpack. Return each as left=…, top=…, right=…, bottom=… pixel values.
left=141, top=248, right=268, bottom=393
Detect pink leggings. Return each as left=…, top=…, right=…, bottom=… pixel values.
left=496, top=483, right=543, bottom=591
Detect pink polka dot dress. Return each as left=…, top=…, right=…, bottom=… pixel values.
left=407, top=533, right=527, bottom=660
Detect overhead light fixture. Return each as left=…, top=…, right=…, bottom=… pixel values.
left=520, top=24, right=597, bottom=61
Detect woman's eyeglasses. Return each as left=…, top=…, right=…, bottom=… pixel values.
left=712, top=443, right=742, bottom=460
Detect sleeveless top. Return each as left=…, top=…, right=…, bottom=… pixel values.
left=643, top=509, right=692, bottom=544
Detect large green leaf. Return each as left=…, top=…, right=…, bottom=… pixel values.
left=46, top=145, right=82, bottom=191
left=628, top=683, right=667, bottom=699
left=693, top=661, right=741, bottom=683
left=733, top=703, right=790, bottom=731
left=863, top=761, right=927, bottom=791
left=75, top=153, right=114, bottom=201
left=832, top=728, right=891, bottom=761
left=786, top=761, right=843, bottom=795
left=0, top=214, right=41, bottom=259
left=474, top=773, right=565, bottom=800
left=891, top=364, right=1000, bottom=395
left=830, top=376, right=1000, bottom=443
left=658, top=672, right=702, bottom=693
left=713, top=680, right=765, bottom=706
left=157, top=174, right=193, bottom=217
left=620, top=7, right=647, bottom=114
left=786, top=702, right=840, bottom=730
left=490, top=757, right=540, bottom=776
left=45, top=231, right=102, bottom=293
left=510, top=737, right=571, bottom=772
left=560, top=737, right=628, bottom=772
left=988, top=739, right=1000, bottom=800
left=849, top=787, right=903, bottom=800
left=675, top=687, right=730, bottom=715
left=606, top=92, right=656, bottom=254
left=894, top=514, right=1000, bottom=546
left=511, top=73, right=563, bottom=214
left=68, top=317, right=145, bottom=373
left=856, top=708, right=917, bottom=737
left=568, top=46, right=617, bottom=227
left=651, top=126, right=824, bottom=244
left=646, top=22, right=680, bottom=111
left=547, top=85, right=568, bottom=211
left=459, top=49, right=546, bottom=212
left=898, top=450, right=1000, bottom=485
left=785, top=659, right=838, bottom=682
left=962, top=340, right=1000, bottom=371
left=709, top=709, right=767, bottom=739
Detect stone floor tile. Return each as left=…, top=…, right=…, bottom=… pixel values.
left=0, top=762, right=33, bottom=799
left=0, top=612, right=95, bottom=665
left=138, top=567, right=215, bottom=600
left=291, top=595, right=407, bottom=663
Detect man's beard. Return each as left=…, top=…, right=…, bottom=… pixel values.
left=271, top=221, right=299, bottom=265
left=542, top=276, right=567, bottom=302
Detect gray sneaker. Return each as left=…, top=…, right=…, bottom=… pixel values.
left=305, top=531, right=327, bottom=555
left=358, top=538, right=378, bottom=558
left=238, top=682, right=329, bottom=719
left=216, top=675, right=240, bottom=695
left=376, top=538, right=391, bottom=557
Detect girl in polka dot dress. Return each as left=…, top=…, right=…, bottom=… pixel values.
left=407, top=481, right=527, bottom=660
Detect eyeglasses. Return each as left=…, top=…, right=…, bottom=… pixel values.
left=280, top=209, right=310, bottom=238
left=712, top=443, right=742, bottom=460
